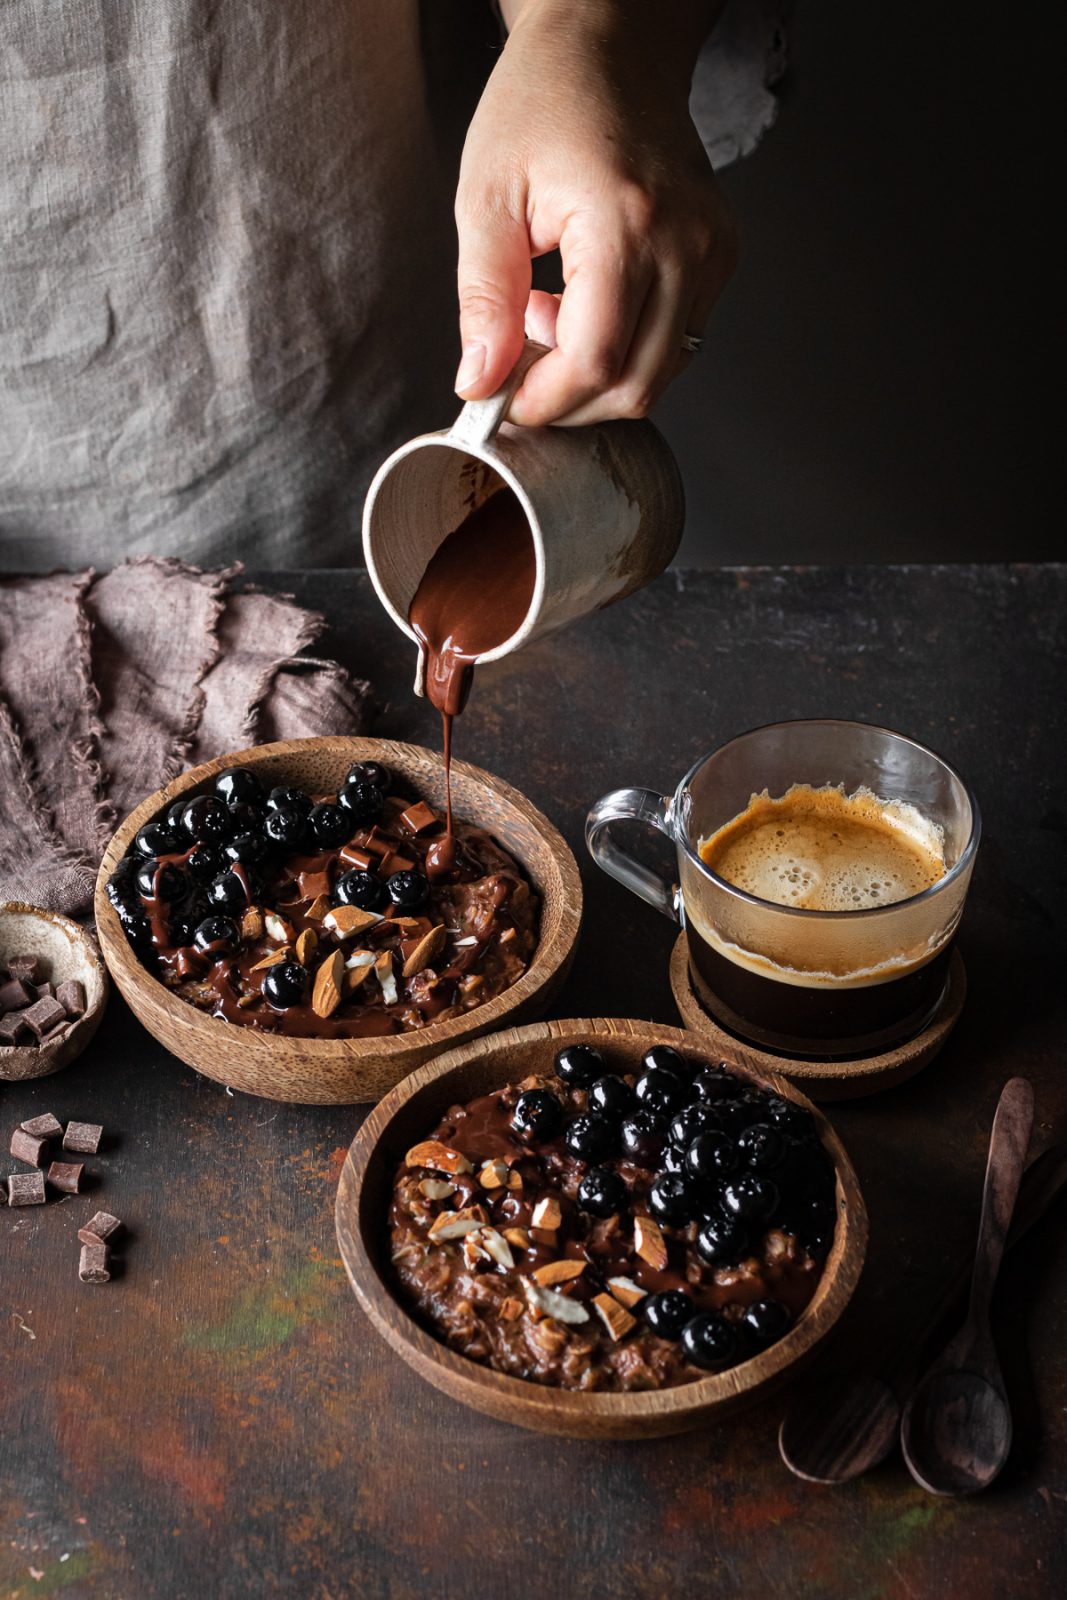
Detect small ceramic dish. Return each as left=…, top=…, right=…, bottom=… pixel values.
left=335, top=1018, right=867, bottom=1439
left=93, top=737, right=582, bottom=1105
left=0, top=902, right=109, bottom=1081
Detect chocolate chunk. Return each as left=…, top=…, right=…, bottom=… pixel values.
left=63, top=1120, right=103, bottom=1155
left=38, top=1021, right=72, bottom=1046
left=78, top=1210, right=122, bottom=1246
left=9, top=1129, right=47, bottom=1167
left=56, top=979, right=87, bottom=1019
left=6, top=1170, right=46, bottom=1206
left=47, top=1160, right=84, bottom=1194
left=0, top=1012, right=32, bottom=1045
left=20, top=996, right=67, bottom=1040
left=397, top=801, right=439, bottom=835
left=33, top=981, right=56, bottom=1001
left=21, top=1112, right=63, bottom=1140
left=0, top=976, right=33, bottom=1011
left=79, top=1241, right=111, bottom=1283
left=8, top=954, right=43, bottom=984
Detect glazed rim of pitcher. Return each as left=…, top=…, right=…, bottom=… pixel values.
left=670, top=718, right=982, bottom=921
left=362, top=438, right=547, bottom=667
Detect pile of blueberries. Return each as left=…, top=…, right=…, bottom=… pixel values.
left=511, top=1042, right=837, bottom=1371
left=107, top=762, right=431, bottom=1004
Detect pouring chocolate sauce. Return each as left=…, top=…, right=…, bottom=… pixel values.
left=409, top=485, right=536, bottom=874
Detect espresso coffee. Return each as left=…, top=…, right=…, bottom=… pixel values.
left=688, top=784, right=952, bottom=1057
left=408, top=484, right=536, bottom=873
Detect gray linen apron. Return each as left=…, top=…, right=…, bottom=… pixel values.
left=0, top=0, right=783, bottom=571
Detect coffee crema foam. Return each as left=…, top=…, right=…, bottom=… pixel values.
left=698, top=784, right=946, bottom=913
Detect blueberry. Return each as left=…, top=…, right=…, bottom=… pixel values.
left=336, top=869, right=387, bottom=912
left=511, top=1089, right=563, bottom=1142
left=648, top=1172, right=696, bottom=1225
left=736, top=1123, right=786, bottom=1172
left=207, top=867, right=255, bottom=916
left=644, top=1290, right=693, bottom=1340
left=387, top=869, right=429, bottom=911
left=765, top=1097, right=819, bottom=1143
left=338, top=778, right=384, bottom=824
left=226, top=800, right=264, bottom=836
left=577, top=1167, right=627, bottom=1217
left=620, top=1111, right=666, bottom=1167
left=634, top=1066, right=686, bottom=1118
left=214, top=767, right=263, bottom=808
left=306, top=802, right=350, bottom=849
left=669, top=1103, right=723, bottom=1148
left=193, top=915, right=239, bottom=955
left=661, top=1143, right=687, bottom=1174
left=135, top=857, right=184, bottom=902
left=264, top=803, right=306, bottom=851
left=721, top=1173, right=780, bottom=1221
left=641, top=1044, right=693, bottom=1080
left=224, top=832, right=271, bottom=870
left=554, top=1044, right=604, bottom=1087
left=685, top=1131, right=738, bottom=1183
left=696, top=1213, right=750, bottom=1265
left=564, top=1113, right=616, bottom=1162
left=692, top=1067, right=741, bottom=1102
left=346, top=760, right=391, bottom=793
left=716, top=1095, right=767, bottom=1137
left=589, top=1075, right=636, bottom=1119
left=741, top=1300, right=792, bottom=1348
left=777, top=1138, right=834, bottom=1202
left=134, top=822, right=179, bottom=858
left=262, top=961, right=308, bottom=1009
left=266, top=785, right=312, bottom=816
left=165, top=800, right=190, bottom=833
left=180, top=794, right=232, bottom=844
left=168, top=917, right=195, bottom=948
left=187, top=842, right=224, bottom=883
left=681, top=1313, right=740, bottom=1370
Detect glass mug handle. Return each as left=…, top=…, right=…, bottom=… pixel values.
left=585, top=789, right=681, bottom=922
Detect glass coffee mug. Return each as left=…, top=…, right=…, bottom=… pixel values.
left=586, top=720, right=980, bottom=1058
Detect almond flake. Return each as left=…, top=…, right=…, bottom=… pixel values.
left=499, top=927, right=516, bottom=944
left=607, top=1276, right=647, bottom=1309
left=500, top=1297, right=525, bottom=1322
left=428, top=1205, right=488, bottom=1242
left=478, top=1228, right=515, bottom=1269
left=531, top=1228, right=558, bottom=1248
left=462, top=1232, right=488, bottom=1268
left=375, top=950, right=399, bottom=1006
left=405, top=1141, right=473, bottom=1176
left=236, top=994, right=259, bottom=1009
left=506, top=1170, right=524, bottom=1193
left=311, top=949, right=345, bottom=1019
left=295, top=928, right=318, bottom=966
left=240, top=907, right=264, bottom=942
left=522, top=1279, right=590, bottom=1326
left=478, top=1159, right=509, bottom=1190
left=306, top=894, right=332, bottom=923
left=344, top=949, right=377, bottom=972
left=265, top=911, right=296, bottom=944
left=593, top=1291, right=637, bottom=1342
left=323, top=904, right=381, bottom=940
left=531, top=1196, right=562, bottom=1232
left=502, top=1227, right=530, bottom=1251
left=250, top=949, right=290, bottom=972
left=532, top=1259, right=587, bottom=1287
left=401, top=923, right=447, bottom=979
left=453, top=936, right=478, bottom=948
left=417, top=1178, right=456, bottom=1201
left=634, top=1215, right=668, bottom=1272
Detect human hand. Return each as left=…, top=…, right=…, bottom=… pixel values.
left=453, top=0, right=738, bottom=425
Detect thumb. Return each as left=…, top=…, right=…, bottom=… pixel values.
left=455, top=192, right=531, bottom=400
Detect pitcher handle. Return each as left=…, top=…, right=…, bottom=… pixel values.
left=585, top=788, right=681, bottom=922
left=447, top=340, right=551, bottom=452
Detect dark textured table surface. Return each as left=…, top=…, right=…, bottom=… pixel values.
left=2, top=564, right=1065, bottom=1600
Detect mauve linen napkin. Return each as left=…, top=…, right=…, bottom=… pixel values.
left=0, top=561, right=372, bottom=918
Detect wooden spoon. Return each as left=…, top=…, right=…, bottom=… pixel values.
left=779, top=1125, right=1063, bottom=1486
left=900, top=1076, right=1034, bottom=1495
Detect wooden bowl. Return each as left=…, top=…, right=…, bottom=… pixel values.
left=335, top=1018, right=868, bottom=1439
left=0, top=902, right=109, bottom=1081
left=93, top=738, right=582, bottom=1105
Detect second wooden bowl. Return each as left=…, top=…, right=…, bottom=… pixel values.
left=94, top=737, right=582, bottom=1104
left=336, top=1018, right=867, bottom=1439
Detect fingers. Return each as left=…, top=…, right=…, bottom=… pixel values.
left=454, top=192, right=533, bottom=400
left=523, top=289, right=561, bottom=349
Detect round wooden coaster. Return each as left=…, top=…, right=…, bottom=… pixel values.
left=669, top=934, right=966, bottom=1101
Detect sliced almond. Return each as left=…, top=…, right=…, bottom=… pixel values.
left=593, top=1291, right=637, bottom=1342
left=532, top=1259, right=587, bottom=1287
left=401, top=924, right=447, bottom=979
left=462, top=1232, right=488, bottom=1269
left=531, top=1196, right=562, bottom=1232
left=417, top=1178, right=456, bottom=1201
left=237, top=993, right=259, bottom=1009
left=344, top=949, right=377, bottom=973
left=306, top=893, right=332, bottom=923
left=428, top=1205, right=488, bottom=1242
left=607, top=1276, right=647, bottom=1309
left=323, top=904, right=381, bottom=940
left=499, top=927, right=516, bottom=944
left=478, top=1228, right=516, bottom=1269
left=506, top=1170, right=524, bottom=1194
left=240, top=906, right=264, bottom=942
left=311, top=949, right=345, bottom=1019
left=375, top=950, right=398, bottom=1006
left=517, top=1074, right=551, bottom=1093
left=250, top=948, right=290, bottom=972
left=500, top=1297, right=525, bottom=1322
left=502, top=1226, right=530, bottom=1251
left=265, top=910, right=296, bottom=944
left=531, top=1228, right=558, bottom=1248
left=634, top=1215, right=668, bottom=1272
left=295, top=928, right=318, bottom=966
left=405, top=1141, right=473, bottom=1176
left=522, top=1279, right=590, bottom=1326
left=478, top=1158, right=509, bottom=1191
